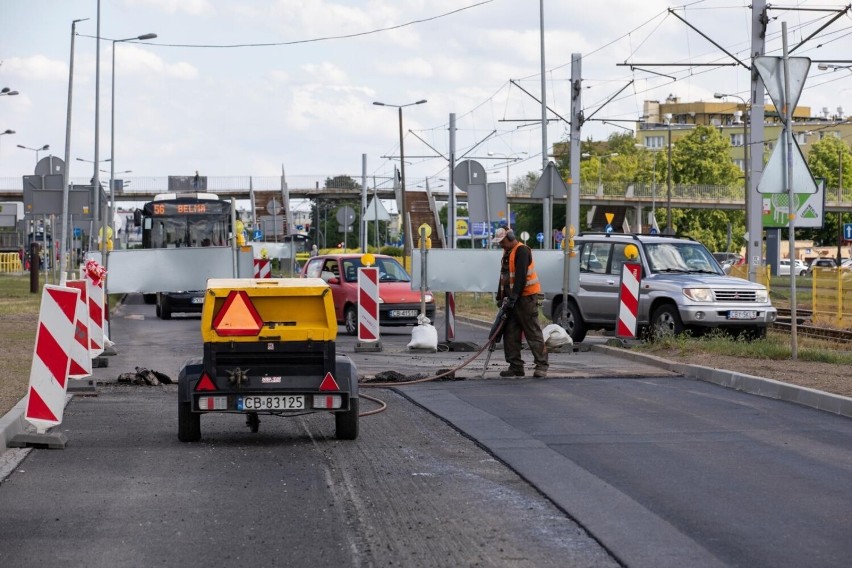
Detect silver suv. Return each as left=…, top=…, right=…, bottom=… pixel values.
left=543, top=233, right=777, bottom=342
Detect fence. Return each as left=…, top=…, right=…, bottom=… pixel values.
left=0, top=252, right=23, bottom=272
left=811, top=268, right=852, bottom=329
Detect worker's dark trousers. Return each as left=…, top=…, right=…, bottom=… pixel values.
left=502, top=295, right=548, bottom=372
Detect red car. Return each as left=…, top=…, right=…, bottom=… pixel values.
left=300, top=253, right=436, bottom=335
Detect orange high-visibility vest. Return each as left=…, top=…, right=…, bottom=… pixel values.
left=508, top=242, right=541, bottom=296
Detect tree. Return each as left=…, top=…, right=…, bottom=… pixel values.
left=672, top=125, right=743, bottom=186
left=801, top=135, right=851, bottom=249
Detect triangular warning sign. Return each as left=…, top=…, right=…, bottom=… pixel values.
left=319, top=372, right=339, bottom=391
left=212, top=291, right=263, bottom=336
left=757, top=133, right=819, bottom=195
left=26, top=387, right=59, bottom=422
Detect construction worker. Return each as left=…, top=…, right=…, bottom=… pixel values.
left=492, top=227, right=548, bottom=378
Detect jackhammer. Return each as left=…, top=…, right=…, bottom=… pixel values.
left=480, top=304, right=509, bottom=378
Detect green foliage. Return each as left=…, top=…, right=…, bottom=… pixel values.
left=672, top=125, right=743, bottom=185
left=801, top=136, right=851, bottom=246
left=380, top=245, right=402, bottom=256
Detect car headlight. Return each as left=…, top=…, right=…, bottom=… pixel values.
left=754, top=289, right=768, bottom=303
left=425, top=293, right=433, bottom=302
left=683, top=287, right=714, bottom=302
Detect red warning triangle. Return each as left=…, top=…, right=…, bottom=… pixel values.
left=195, top=373, right=217, bottom=392
left=319, top=372, right=339, bottom=391
left=26, top=387, right=58, bottom=422
left=212, top=290, right=263, bottom=336
left=320, top=373, right=340, bottom=390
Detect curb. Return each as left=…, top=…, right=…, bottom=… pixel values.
left=592, top=344, right=852, bottom=419
left=0, top=397, right=29, bottom=454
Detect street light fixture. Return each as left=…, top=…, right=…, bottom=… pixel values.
left=372, top=98, right=427, bottom=261
left=0, top=87, right=19, bottom=97
left=17, top=143, right=50, bottom=164
left=109, top=32, right=157, bottom=251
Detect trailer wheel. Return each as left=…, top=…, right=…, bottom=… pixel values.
left=335, top=398, right=359, bottom=440
left=178, top=401, right=201, bottom=442
left=246, top=412, right=260, bottom=433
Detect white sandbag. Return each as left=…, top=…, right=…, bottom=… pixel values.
left=407, top=314, right=438, bottom=351
left=543, top=323, right=572, bottom=348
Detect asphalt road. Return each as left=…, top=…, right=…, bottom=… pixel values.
left=0, top=295, right=617, bottom=568
left=2, top=294, right=852, bottom=567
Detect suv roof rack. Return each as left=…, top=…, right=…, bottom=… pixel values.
left=577, top=232, right=696, bottom=241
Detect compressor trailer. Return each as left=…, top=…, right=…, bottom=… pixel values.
left=177, top=278, right=359, bottom=442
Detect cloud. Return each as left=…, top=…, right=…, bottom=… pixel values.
left=2, top=55, right=67, bottom=82
left=112, top=44, right=199, bottom=80
left=123, top=0, right=215, bottom=16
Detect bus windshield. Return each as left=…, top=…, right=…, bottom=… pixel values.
left=142, top=197, right=231, bottom=249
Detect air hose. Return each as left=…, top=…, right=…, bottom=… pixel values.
left=357, top=310, right=508, bottom=417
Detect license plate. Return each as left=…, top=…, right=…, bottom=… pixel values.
left=237, top=395, right=305, bottom=411
left=389, top=309, right=417, bottom=318
left=191, top=297, right=204, bottom=304
left=728, top=310, right=757, bottom=320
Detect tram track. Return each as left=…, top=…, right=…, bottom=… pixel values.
left=773, top=308, right=852, bottom=343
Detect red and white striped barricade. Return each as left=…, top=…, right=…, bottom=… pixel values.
left=65, top=279, right=92, bottom=379
left=355, top=266, right=382, bottom=351
left=24, top=285, right=80, bottom=434
left=616, top=262, right=642, bottom=339
left=85, top=260, right=106, bottom=358
left=254, top=258, right=271, bottom=278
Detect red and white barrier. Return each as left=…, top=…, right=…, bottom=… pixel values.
left=85, top=260, right=106, bottom=357
left=25, top=285, right=80, bottom=434
left=254, top=258, right=271, bottom=278
left=357, top=267, right=380, bottom=342
left=65, top=280, right=92, bottom=379
left=616, top=262, right=641, bottom=339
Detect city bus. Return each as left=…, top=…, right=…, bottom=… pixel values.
left=139, top=193, right=233, bottom=318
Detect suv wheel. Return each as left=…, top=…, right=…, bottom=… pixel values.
left=554, top=299, right=587, bottom=343
left=651, top=304, right=684, bottom=338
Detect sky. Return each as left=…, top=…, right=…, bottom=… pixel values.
left=3, top=0, right=852, bottom=195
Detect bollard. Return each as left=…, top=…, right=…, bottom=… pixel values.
left=29, top=242, right=40, bottom=293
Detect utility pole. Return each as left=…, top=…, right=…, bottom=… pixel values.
left=839, top=149, right=844, bottom=265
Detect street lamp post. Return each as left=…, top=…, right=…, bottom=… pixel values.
left=663, top=113, right=674, bottom=234
left=714, top=92, right=750, bottom=241
left=372, top=99, right=427, bottom=262
left=17, top=143, right=50, bottom=165
left=109, top=33, right=157, bottom=252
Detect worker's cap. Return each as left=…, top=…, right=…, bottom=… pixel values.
left=491, top=227, right=513, bottom=244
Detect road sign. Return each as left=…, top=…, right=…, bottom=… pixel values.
left=453, top=160, right=487, bottom=191
left=761, top=181, right=825, bottom=229
left=253, top=229, right=263, bottom=240
left=531, top=162, right=569, bottom=199
left=845, top=223, right=852, bottom=241
left=336, top=206, right=356, bottom=226
left=757, top=133, right=818, bottom=195
left=536, top=232, right=544, bottom=243
left=605, top=224, right=613, bottom=233
left=267, top=198, right=282, bottom=215
left=754, top=56, right=811, bottom=118
left=520, top=231, right=530, bottom=242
